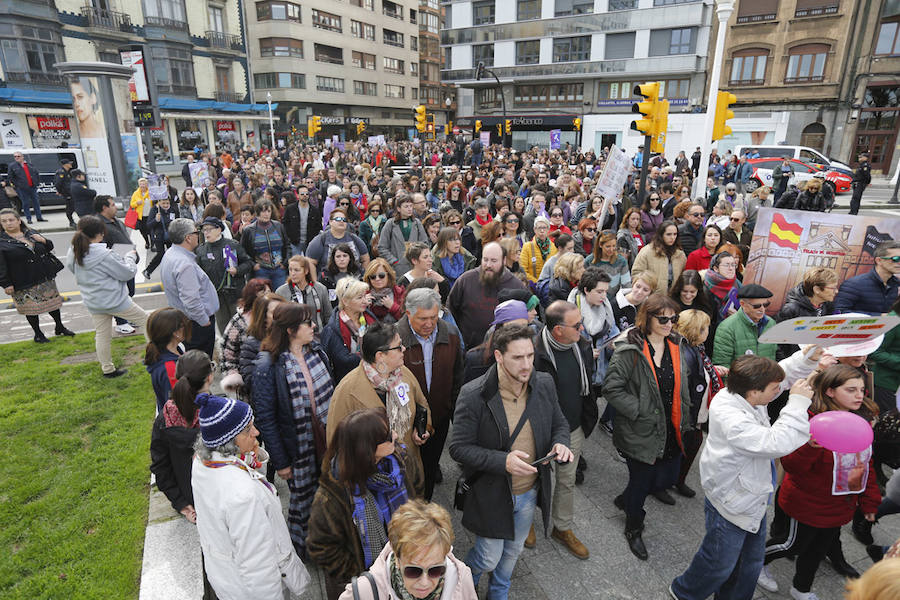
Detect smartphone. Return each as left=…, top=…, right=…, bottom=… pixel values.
left=529, top=451, right=558, bottom=467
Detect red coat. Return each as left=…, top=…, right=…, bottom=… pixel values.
left=685, top=246, right=713, bottom=272
left=779, top=414, right=880, bottom=528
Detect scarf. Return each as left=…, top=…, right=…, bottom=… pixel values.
left=348, top=453, right=409, bottom=568
left=366, top=214, right=384, bottom=235
left=440, top=253, right=465, bottom=282
left=283, top=350, right=332, bottom=440
left=703, top=269, right=742, bottom=319
left=540, top=327, right=590, bottom=397
left=201, top=453, right=275, bottom=494
left=363, top=361, right=411, bottom=440
left=534, top=236, right=551, bottom=259
left=163, top=399, right=199, bottom=428
left=389, top=554, right=445, bottom=600
left=340, top=310, right=367, bottom=354
left=290, top=281, right=323, bottom=327
left=697, top=344, right=722, bottom=403
left=475, top=213, right=492, bottom=227
left=370, top=286, right=395, bottom=305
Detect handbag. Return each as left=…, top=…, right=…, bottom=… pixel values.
left=43, top=252, right=65, bottom=276
left=351, top=572, right=379, bottom=600
left=124, top=207, right=139, bottom=229
left=454, top=409, right=530, bottom=511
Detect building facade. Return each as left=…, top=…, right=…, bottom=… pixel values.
left=246, top=0, right=421, bottom=140
left=441, top=0, right=714, bottom=154
left=419, top=0, right=455, bottom=130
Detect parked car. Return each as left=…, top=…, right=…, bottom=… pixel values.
left=745, top=157, right=852, bottom=195
left=0, top=148, right=85, bottom=209
left=735, top=144, right=853, bottom=177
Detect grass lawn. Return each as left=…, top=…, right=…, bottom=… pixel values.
left=0, top=334, right=154, bottom=600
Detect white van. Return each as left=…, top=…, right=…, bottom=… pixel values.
left=0, top=147, right=85, bottom=209
left=734, top=144, right=853, bottom=176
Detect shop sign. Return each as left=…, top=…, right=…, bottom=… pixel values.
left=348, top=117, right=370, bottom=125
left=216, top=120, right=236, bottom=131
left=27, top=114, right=76, bottom=148
left=320, top=116, right=345, bottom=125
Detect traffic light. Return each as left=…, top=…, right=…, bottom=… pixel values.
left=414, top=105, right=427, bottom=132
left=475, top=61, right=485, bottom=81
left=496, top=123, right=502, bottom=136
left=573, top=117, right=582, bottom=131
left=712, top=90, right=737, bottom=142
left=651, top=99, right=669, bottom=154
left=291, top=125, right=297, bottom=135
left=474, top=120, right=482, bottom=133
left=630, top=82, right=660, bottom=138
left=357, top=121, right=366, bottom=136
left=309, top=116, right=322, bottom=136
left=504, top=119, right=511, bottom=135
left=444, top=121, right=453, bottom=136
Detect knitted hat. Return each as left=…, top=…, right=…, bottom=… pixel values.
left=491, top=300, right=529, bottom=326
left=195, top=393, right=252, bottom=448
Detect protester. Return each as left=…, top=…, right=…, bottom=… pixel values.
left=631, top=221, right=686, bottom=294
left=237, top=292, right=286, bottom=393
left=721, top=210, right=752, bottom=266
left=130, top=177, right=153, bottom=248
left=713, top=284, right=776, bottom=366
left=617, top=207, right=645, bottom=268
left=640, top=193, right=665, bottom=240
left=70, top=169, right=96, bottom=220
left=321, top=278, right=377, bottom=381
left=363, top=258, right=405, bottom=323
left=431, top=227, right=476, bottom=288
left=306, top=208, right=371, bottom=277
left=5, top=151, right=45, bottom=223
left=677, top=203, right=706, bottom=256
left=684, top=224, right=723, bottom=272
left=144, top=196, right=179, bottom=278
left=240, top=199, right=288, bottom=290
left=519, top=216, right=556, bottom=284
left=462, top=299, right=531, bottom=384
left=585, top=231, right=631, bottom=300
left=612, top=272, right=656, bottom=334
left=379, top=195, right=429, bottom=277
left=870, top=295, right=900, bottom=414
left=144, top=307, right=191, bottom=411
left=194, top=216, right=253, bottom=335
left=703, top=251, right=742, bottom=323
left=179, top=187, right=206, bottom=224
left=275, top=255, right=332, bottom=331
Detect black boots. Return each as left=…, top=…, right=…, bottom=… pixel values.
left=624, top=512, right=648, bottom=560
left=852, top=508, right=874, bottom=545
left=826, top=542, right=860, bottom=578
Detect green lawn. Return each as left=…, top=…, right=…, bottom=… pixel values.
left=0, top=334, right=154, bottom=600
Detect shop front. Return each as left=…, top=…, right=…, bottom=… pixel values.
left=458, top=114, right=581, bottom=151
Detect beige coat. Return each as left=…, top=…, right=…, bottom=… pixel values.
left=630, top=243, right=687, bottom=293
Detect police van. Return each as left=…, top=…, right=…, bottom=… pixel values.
left=0, top=148, right=85, bottom=209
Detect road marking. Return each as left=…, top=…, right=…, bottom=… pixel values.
left=0, top=290, right=168, bottom=313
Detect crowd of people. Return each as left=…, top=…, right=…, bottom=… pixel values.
left=1, top=138, right=898, bottom=600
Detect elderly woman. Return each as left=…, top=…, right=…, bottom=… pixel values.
left=241, top=199, right=288, bottom=290
left=703, top=251, right=742, bottom=323
left=275, top=255, right=332, bottom=331
left=0, top=208, right=73, bottom=343
left=520, top=216, right=557, bottom=284
left=130, top=176, right=152, bottom=248
left=631, top=221, right=686, bottom=294
left=321, top=278, right=378, bottom=381
left=66, top=216, right=148, bottom=377
left=195, top=216, right=254, bottom=335
left=585, top=230, right=631, bottom=300
left=254, top=302, right=335, bottom=558
left=307, top=408, right=416, bottom=600
left=220, top=278, right=271, bottom=394
left=339, top=500, right=477, bottom=600
left=325, top=322, right=430, bottom=494
left=191, top=393, right=309, bottom=600
left=604, top=293, right=692, bottom=560
left=363, top=258, right=405, bottom=323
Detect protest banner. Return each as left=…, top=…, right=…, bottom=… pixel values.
left=189, top=161, right=211, bottom=187
left=593, top=145, right=629, bottom=204
left=759, top=314, right=900, bottom=346
left=148, top=174, right=168, bottom=202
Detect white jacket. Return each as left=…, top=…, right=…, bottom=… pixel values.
left=699, top=350, right=817, bottom=533
left=191, top=452, right=309, bottom=600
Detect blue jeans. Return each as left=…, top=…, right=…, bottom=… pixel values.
left=290, top=243, right=306, bottom=257
left=18, top=187, right=42, bottom=221
left=465, top=486, right=536, bottom=600
left=254, top=265, right=286, bottom=290
left=670, top=498, right=767, bottom=600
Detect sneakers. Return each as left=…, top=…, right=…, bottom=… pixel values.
left=789, top=587, right=820, bottom=600
left=102, top=368, right=128, bottom=378
left=551, top=527, right=589, bottom=560
left=115, top=323, right=136, bottom=335
left=524, top=524, right=536, bottom=549
left=757, top=565, right=778, bottom=592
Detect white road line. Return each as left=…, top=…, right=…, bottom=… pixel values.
left=0, top=291, right=168, bottom=314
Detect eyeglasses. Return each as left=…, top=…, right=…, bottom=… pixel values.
left=506, top=218, right=519, bottom=224
left=879, top=255, right=900, bottom=263
left=689, top=212, right=704, bottom=217
left=717, top=262, right=737, bottom=269
left=402, top=565, right=447, bottom=580
left=730, top=217, right=742, bottom=222
left=371, top=272, right=388, bottom=279
left=653, top=314, right=679, bottom=325
left=585, top=227, right=597, bottom=233
left=559, top=320, right=584, bottom=330
left=379, top=343, right=404, bottom=352
left=332, top=216, right=347, bottom=222
left=747, top=301, right=772, bottom=309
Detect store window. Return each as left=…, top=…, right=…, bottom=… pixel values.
left=176, top=119, right=208, bottom=162
left=147, top=122, right=173, bottom=164
left=215, top=120, right=240, bottom=149
left=26, top=115, right=79, bottom=148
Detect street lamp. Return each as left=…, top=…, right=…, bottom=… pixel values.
left=692, top=0, right=736, bottom=199
left=266, top=91, right=275, bottom=151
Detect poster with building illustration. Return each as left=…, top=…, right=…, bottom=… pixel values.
left=744, top=208, right=900, bottom=315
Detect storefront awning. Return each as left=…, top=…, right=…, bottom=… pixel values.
left=0, top=86, right=273, bottom=113
left=0, top=87, right=72, bottom=105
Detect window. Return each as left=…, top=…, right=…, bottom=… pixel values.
left=516, top=40, right=540, bottom=64
left=254, top=72, right=305, bottom=88
left=150, top=45, right=195, bottom=94
left=260, top=37, right=303, bottom=57
left=477, top=87, right=501, bottom=108
left=410, top=9, right=417, bottom=23
left=412, top=87, right=418, bottom=99
left=350, top=0, right=374, bottom=8
left=875, top=1, right=900, bottom=56
left=311, top=9, right=341, bottom=32
left=411, top=36, right=418, bottom=50
left=354, top=80, right=377, bottom=95
left=553, top=36, right=590, bottom=62
left=383, top=56, right=404, bottom=74
left=514, top=85, right=548, bottom=105
left=598, top=78, right=688, bottom=99
left=517, top=0, right=541, bottom=20
left=384, top=84, right=404, bottom=98
left=608, top=0, right=637, bottom=9
left=473, top=43, right=494, bottom=67
left=736, top=0, right=777, bottom=23
left=351, top=20, right=375, bottom=40
left=422, top=12, right=439, bottom=33
left=383, top=0, right=402, bottom=19
left=384, top=29, right=404, bottom=47
left=0, top=27, right=65, bottom=85
left=316, top=76, right=344, bottom=92
left=422, top=62, right=440, bottom=81
left=208, top=6, right=225, bottom=32
left=605, top=32, right=635, bottom=59
left=314, top=43, right=343, bottom=64
left=215, top=66, right=231, bottom=93
left=794, top=0, right=839, bottom=17
left=730, top=49, right=767, bottom=85
left=554, top=0, right=592, bottom=16
left=653, top=0, right=700, bottom=4
left=473, top=0, right=495, bottom=24
left=411, top=62, right=418, bottom=75
left=548, top=82, right=583, bottom=103
left=352, top=50, right=376, bottom=69
left=514, top=83, right=582, bottom=106
left=144, top=0, right=187, bottom=24
left=98, top=51, right=121, bottom=63
left=649, top=27, right=696, bottom=56
left=785, top=43, right=827, bottom=83
left=256, top=1, right=301, bottom=21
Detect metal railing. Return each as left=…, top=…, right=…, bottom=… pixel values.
left=206, top=31, right=243, bottom=51
left=159, top=83, right=197, bottom=96
left=214, top=91, right=244, bottom=103
left=729, top=78, right=765, bottom=86
left=795, top=4, right=838, bottom=17
left=81, top=6, right=135, bottom=32
left=5, top=70, right=65, bottom=85
left=608, top=0, right=637, bottom=10
left=145, top=15, right=189, bottom=31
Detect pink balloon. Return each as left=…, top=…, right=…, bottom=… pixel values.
left=809, top=411, right=873, bottom=454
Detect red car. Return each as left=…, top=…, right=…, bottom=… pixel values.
left=745, top=158, right=852, bottom=194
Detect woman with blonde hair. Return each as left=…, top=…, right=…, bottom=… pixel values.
left=130, top=176, right=152, bottom=248
left=844, top=558, right=900, bottom=600
left=548, top=252, right=586, bottom=303
left=321, top=277, right=377, bottom=381
left=431, top=226, right=476, bottom=287
left=363, top=257, right=405, bottom=322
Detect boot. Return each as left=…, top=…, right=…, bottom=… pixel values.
left=624, top=512, right=648, bottom=560
left=826, top=541, right=859, bottom=578
left=852, top=508, right=874, bottom=545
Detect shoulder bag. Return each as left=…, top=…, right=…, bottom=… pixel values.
left=351, top=572, right=379, bottom=600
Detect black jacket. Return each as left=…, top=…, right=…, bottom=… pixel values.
left=149, top=412, right=199, bottom=512
left=195, top=236, right=253, bottom=296
left=282, top=201, right=322, bottom=246
left=7, top=161, right=38, bottom=191
left=793, top=189, right=828, bottom=212
left=148, top=205, right=179, bottom=245
left=854, top=163, right=871, bottom=186
left=449, top=365, right=570, bottom=540
left=678, top=222, right=703, bottom=256
left=54, top=167, right=72, bottom=198
left=0, top=231, right=60, bottom=290
left=239, top=220, right=288, bottom=265
left=181, top=162, right=193, bottom=187
left=533, top=328, right=599, bottom=436
left=71, top=180, right=97, bottom=217
left=101, top=215, right=133, bottom=246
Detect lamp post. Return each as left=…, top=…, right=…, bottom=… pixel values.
left=266, top=91, right=275, bottom=151
left=692, top=0, right=735, bottom=199
left=475, top=61, right=508, bottom=147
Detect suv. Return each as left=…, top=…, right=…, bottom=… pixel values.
left=745, top=157, right=852, bottom=194
left=735, top=144, right=853, bottom=177
left=0, top=148, right=84, bottom=208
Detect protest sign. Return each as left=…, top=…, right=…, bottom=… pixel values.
left=148, top=174, right=168, bottom=202
left=593, top=145, right=629, bottom=203
left=189, top=161, right=211, bottom=187
left=759, top=314, right=900, bottom=346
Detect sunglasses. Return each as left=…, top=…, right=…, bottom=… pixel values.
left=747, top=301, right=772, bottom=309
left=559, top=320, right=584, bottom=330
left=338, top=203, right=350, bottom=207
left=506, top=218, right=519, bottom=224
left=690, top=212, right=704, bottom=217
left=449, top=220, right=461, bottom=226
left=371, top=272, right=388, bottom=279
left=403, top=565, right=447, bottom=580
left=585, top=227, right=597, bottom=233
left=730, top=217, right=742, bottom=222
left=379, top=343, right=404, bottom=352
left=879, top=255, right=900, bottom=263
left=332, top=216, right=347, bottom=222
left=653, top=314, right=679, bottom=325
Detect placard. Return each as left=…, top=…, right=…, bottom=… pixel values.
left=758, top=314, right=900, bottom=346
left=189, top=161, right=211, bottom=187
left=593, top=144, right=629, bottom=202
left=550, top=129, right=561, bottom=150
left=148, top=173, right=169, bottom=202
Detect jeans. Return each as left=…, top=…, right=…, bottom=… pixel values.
left=670, top=498, right=767, bottom=600
left=254, top=265, right=287, bottom=290
left=290, top=243, right=306, bottom=257
left=466, top=486, right=537, bottom=600
left=18, top=187, right=42, bottom=221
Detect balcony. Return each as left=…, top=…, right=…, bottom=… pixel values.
left=4, top=70, right=65, bottom=86
left=80, top=6, right=135, bottom=34
left=158, top=83, right=197, bottom=96
left=144, top=15, right=189, bottom=32
left=383, top=7, right=402, bottom=19
left=214, top=91, right=244, bottom=103
left=206, top=31, right=243, bottom=52
left=795, top=3, right=838, bottom=17
left=729, top=78, right=765, bottom=87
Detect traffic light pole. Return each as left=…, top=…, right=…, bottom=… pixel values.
left=485, top=68, right=507, bottom=148
left=637, top=135, right=651, bottom=206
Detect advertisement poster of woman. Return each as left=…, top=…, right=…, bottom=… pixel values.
left=68, top=76, right=116, bottom=196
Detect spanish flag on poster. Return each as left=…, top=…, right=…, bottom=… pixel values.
left=769, top=213, right=803, bottom=249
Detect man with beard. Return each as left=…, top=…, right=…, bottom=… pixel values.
left=448, top=241, right=526, bottom=349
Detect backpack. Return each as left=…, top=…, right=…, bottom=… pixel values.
left=533, top=277, right=552, bottom=308
left=471, top=139, right=482, bottom=154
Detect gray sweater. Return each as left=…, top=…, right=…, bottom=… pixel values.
left=66, top=243, right=138, bottom=313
